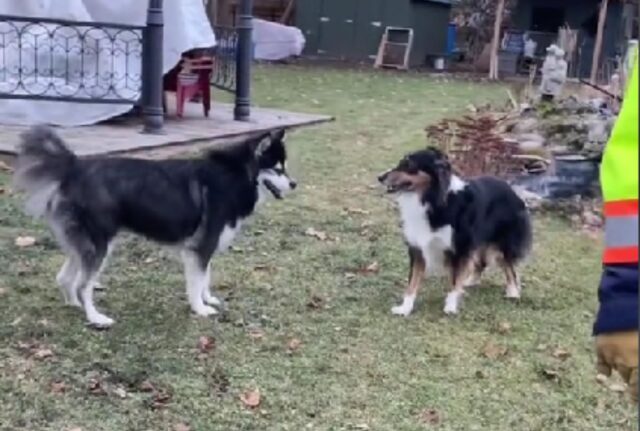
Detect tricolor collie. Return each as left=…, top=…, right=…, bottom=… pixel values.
left=14, top=126, right=296, bottom=328
left=378, top=147, right=532, bottom=316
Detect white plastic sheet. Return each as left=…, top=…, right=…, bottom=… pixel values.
left=0, top=0, right=216, bottom=126
left=252, top=18, right=305, bottom=61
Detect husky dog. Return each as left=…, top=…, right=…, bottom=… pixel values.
left=14, top=126, right=296, bottom=327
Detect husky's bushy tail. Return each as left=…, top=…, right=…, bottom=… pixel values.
left=13, top=125, right=77, bottom=218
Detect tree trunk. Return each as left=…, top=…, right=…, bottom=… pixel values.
left=216, top=0, right=234, bottom=27
left=590, top=0, right=609, bottom=84
left=205, top=0, right=217, bottom=27
left=489, top=0, right=505, bottom=80
left=280, top=0, right=295, bottom=24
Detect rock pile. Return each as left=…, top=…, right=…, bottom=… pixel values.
left=502, top=97, right=616, bottom=159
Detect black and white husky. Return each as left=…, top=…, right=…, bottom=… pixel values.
left=13, top=125, right=296, bottom=328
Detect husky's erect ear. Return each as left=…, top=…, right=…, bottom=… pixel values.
left=255, top=134, right=272, bottom=157
left=251, top=132, right=272, bottom=157
left=208, top=134, right=266, bottom=171
left=270, top=128, right=285, bottom=143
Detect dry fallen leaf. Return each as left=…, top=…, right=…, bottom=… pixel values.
left=306, top=295, right=325, bottom=310
left=68, top=428, right=83, bottom=431
left=609, top=383, right=627, bottom=393
left=496, top=321, right=512, bottom=335
left=596, top=374, right=609, bottom=385
left=541, top=368, right=560, bottom=381
left=360, top=220, right=374, bottom=229
left=346, top=207, right=370, bottom=216
left=138, top=380, right=156, bottom=393
left=481, top=342, right=508, bottom=360
left=240, top=389, right=261, bottom=408
left=552, top=347, right=571, bottom=361
left=253, top=264, right=274, bottom=273
left=344, top=272, right=357, bottom=280
left=33, top=348, right=54, bottom=360
left=418, top=408, right=441, bottom=425
left=114, top=386, right=128, bottom=399
left=248, top=328, right=265, bottom=340
left=304, top=227, right=328, bottom=241
left=88, top=379, right=105, bottom=395
left=197, top=336, right=215, bottom=354
left=287, top=338, right=302, bottom=353
left=150, top=389, right=172, bottom=409
left=0, top=287, right=7, bottom=296
left=88, top=378, right=107, bottom=396
left=358, top=261, right=380, bottom=275
left=15, top=236, right=36, bottom=248
left=50, top=380, right=67, bottom=394
left=174, top=423, right=191, bottom=431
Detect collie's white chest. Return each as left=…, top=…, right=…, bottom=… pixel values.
left=216, top=221, right=242, bottom=253
left=396, top=193, right=453, bottom=270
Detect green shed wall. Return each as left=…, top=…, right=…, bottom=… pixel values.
left=295, top=0, right=450, bottom=65
left=411, top=1, right=451, bottom=65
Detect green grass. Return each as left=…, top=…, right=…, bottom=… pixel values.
left=0, top=65, right=636, bottom=431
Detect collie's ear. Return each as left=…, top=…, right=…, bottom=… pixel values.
left=434, top=157, right=452, bottom=204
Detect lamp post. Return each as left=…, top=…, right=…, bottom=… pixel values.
left=142, top=0, right=164, bottom=133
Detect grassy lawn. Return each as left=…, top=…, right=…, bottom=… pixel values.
left=0, top=65, right=636, bottom=431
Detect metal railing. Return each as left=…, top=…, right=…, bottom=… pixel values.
left=0, top=0, right=254, bottom=129
left=211, top=25, right=238, bottom=93
left=0, top=15, right=144, bottom=104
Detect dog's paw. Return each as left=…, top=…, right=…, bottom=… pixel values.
left=87, top=313, right=115, bottom=329
left=391, top=304, right=413, bottom=317
left=193, top=304, right=218, bottom=317
left=443, top=292, right=462, bottom=315
left=505, top=287, right=521, bottom=300
left=64, top=296, right=83, bottom=308
left=443, top=304, right=459, bottom=315
left=203, top=294, right=222, bottom=307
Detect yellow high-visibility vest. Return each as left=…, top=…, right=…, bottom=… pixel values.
left=600, top=52, right=638, bottom=264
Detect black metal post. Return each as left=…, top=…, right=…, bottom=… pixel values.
left=234, top=0, right=253, bottom=121
left=142, top=0, right=164, bottom=133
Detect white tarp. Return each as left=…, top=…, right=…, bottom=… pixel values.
left=0, top=0, right=216, bottom=126
left=252, top=18, right=304, bottom=61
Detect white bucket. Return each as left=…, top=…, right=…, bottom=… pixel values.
left=434, top=57, right=445, bottom=71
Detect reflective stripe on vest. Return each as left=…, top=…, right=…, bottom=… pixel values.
left=601, top=51, right=639, bottom=264
left=603, top=200, right=638, bottom=264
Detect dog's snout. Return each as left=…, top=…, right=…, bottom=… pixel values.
left=378, top=172, right=389, bottom=183
left=289, top=180, right=297, bottom=190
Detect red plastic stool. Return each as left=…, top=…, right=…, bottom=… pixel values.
left=176, top=56, right=214, bottom=117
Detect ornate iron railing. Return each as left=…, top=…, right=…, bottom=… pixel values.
left=0, top=15, right=144, bottom=104
left=211, top=25, right=238, bottom=93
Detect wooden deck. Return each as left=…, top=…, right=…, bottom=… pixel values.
left=0, top=97, right=333, bottom=160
